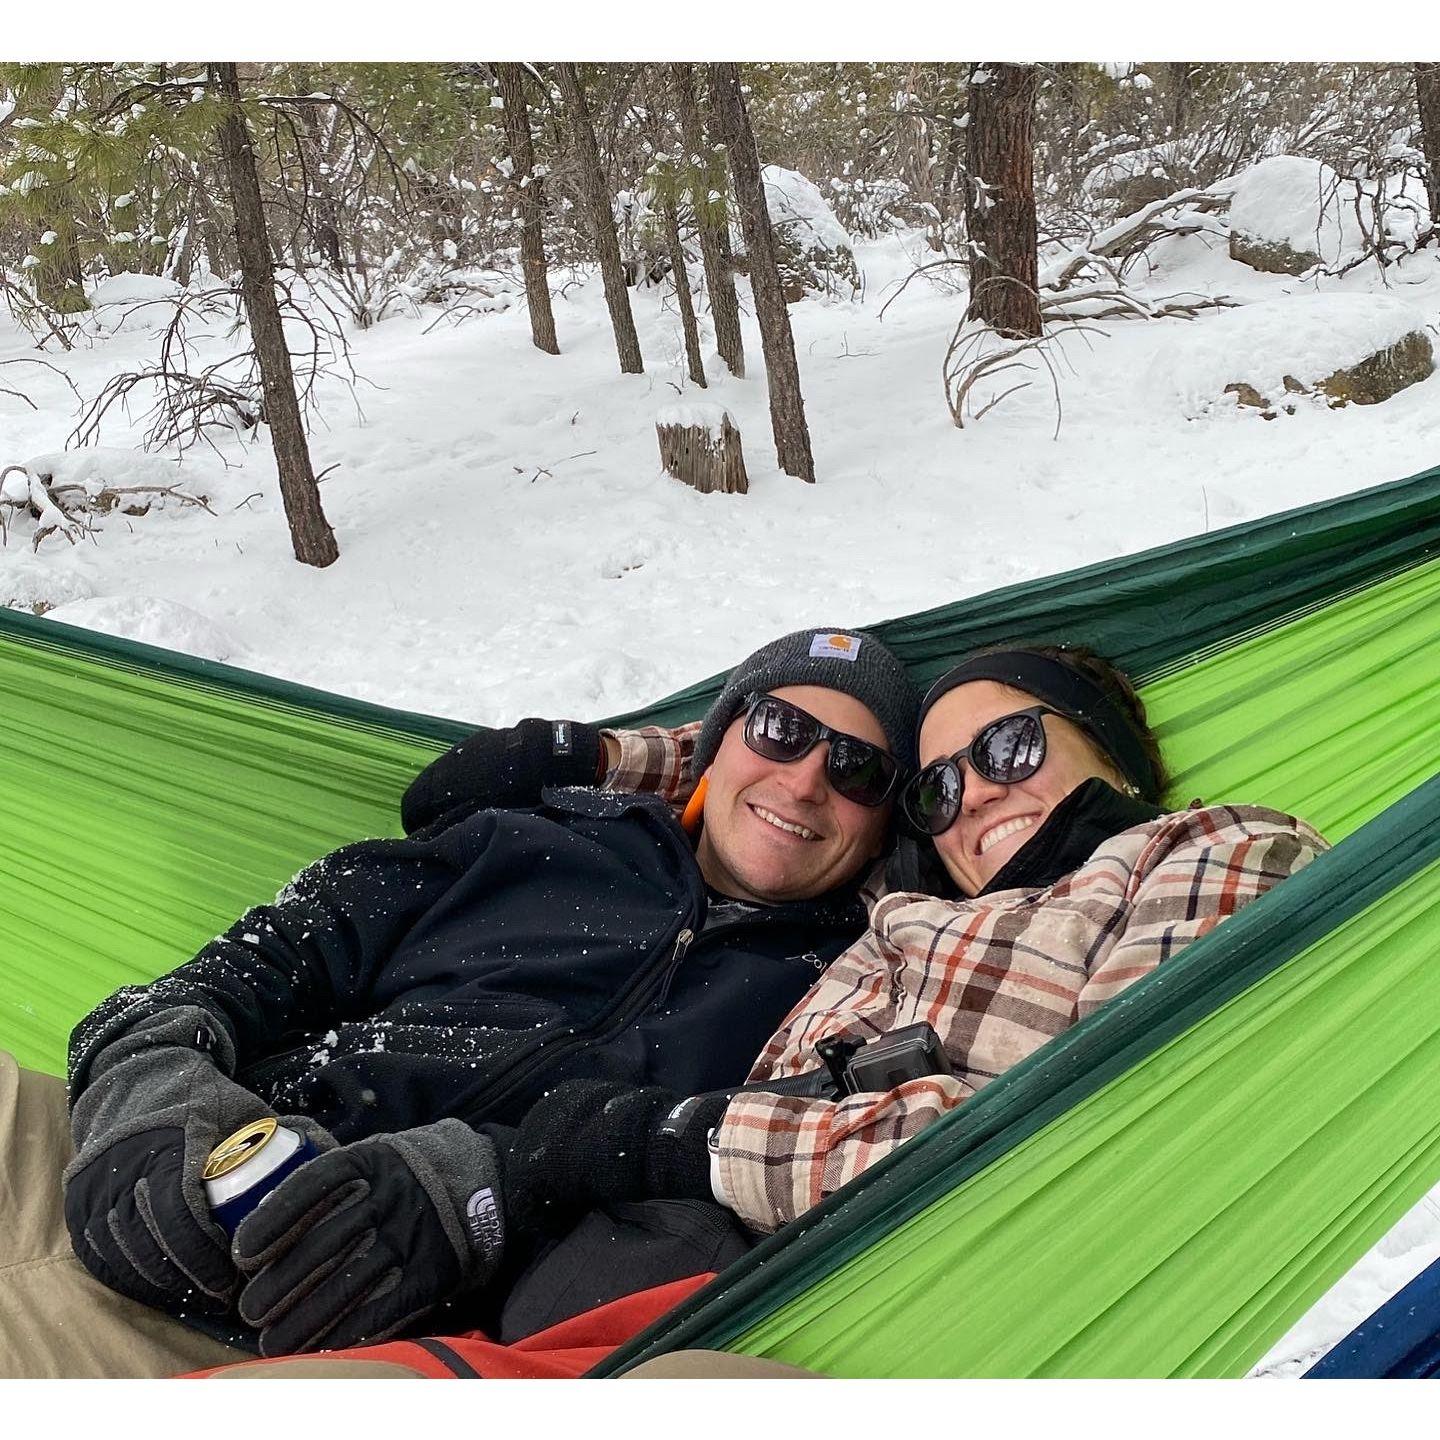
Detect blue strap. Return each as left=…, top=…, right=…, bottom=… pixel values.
left=1305, top=1254, right=1440, bottom=1378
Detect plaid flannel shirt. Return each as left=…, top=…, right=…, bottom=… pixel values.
left=712, top=803, right=1327, bottom=1232
left=600, top=722, right=702, bottom=807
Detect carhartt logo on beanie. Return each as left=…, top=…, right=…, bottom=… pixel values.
left=689, top=627, right=919, bottom=781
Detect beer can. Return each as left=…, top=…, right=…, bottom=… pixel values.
left=203, top=1117, right=318, bottom=1236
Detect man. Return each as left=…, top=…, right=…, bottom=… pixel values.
left=8, top=627, right=914, bottom=1377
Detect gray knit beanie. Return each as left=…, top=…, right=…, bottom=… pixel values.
left=689, top=627, right=918, bottom=781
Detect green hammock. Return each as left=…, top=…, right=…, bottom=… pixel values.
left=2, top=461, right=1439, bottom=1377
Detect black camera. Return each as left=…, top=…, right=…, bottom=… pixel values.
left=816, top=1022, right=952, bottom=1097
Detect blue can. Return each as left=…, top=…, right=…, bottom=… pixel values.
left=203, top=1117, right=318, bottom=1236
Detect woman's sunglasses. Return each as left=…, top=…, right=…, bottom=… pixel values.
left=741, top=693, right=901, bottom=808
left=901, top=706, right=1064, bottom=836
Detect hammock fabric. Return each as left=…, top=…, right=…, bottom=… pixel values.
left=3, top=462, right=1440, bottom=1377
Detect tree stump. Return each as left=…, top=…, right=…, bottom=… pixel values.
left=656, top=405, right=749, bottom=495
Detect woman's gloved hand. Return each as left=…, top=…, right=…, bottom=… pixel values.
left=507, top=1080, right=731, bottom=1234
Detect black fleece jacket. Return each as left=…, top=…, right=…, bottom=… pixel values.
left=69, top=789, right=866, bottom=1143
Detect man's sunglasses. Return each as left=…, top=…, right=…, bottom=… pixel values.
left=900, top=706, right=1064, bottom=836
left=741, top=693, right=901, bottom=808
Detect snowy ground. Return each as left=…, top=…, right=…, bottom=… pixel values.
left=3, top=222, right=1438, bottom=725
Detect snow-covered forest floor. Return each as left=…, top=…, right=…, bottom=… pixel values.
left=4, top=217, right=1438, bottom=724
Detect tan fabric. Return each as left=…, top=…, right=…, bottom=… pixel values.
left=0, top=1050, right=253, bottom=1379
left=623, top=1350, right=822, bottom=1378
left=207, top=1356, right=426, bottom=1378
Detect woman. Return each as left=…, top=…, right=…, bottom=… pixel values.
left=506, top=643, right=1328, bottom=1240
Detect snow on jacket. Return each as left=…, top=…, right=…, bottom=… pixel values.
left=69, top=778, right=866, bottom=1144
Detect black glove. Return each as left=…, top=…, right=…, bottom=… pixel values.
left=400, top=717, right=605, bottom=834
left=233, top=1118, right=507, bottom=1355
left=62, top=1007, right=330, bottom=1317
left=508, top=1080, right=730, bottom=1235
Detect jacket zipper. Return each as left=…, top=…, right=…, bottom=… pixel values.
left=462, top=922, right=696, bottom=1119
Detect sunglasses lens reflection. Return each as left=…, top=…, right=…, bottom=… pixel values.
left=829, top=737, right=897, bottom=808
left=908, top=761, right=962, bottom=834
left=743, top=697, right=896, bottom=808
left=973, top=714, right=1045, bottom=784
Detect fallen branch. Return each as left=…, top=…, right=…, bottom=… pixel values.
left=0, top=465, right=95, bottom=550
left=1043, top=288, right=1246, bottom=322
left=1039, top=185, right=1231, bottom=292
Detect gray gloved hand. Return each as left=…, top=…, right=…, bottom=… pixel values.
left=62, top=1006, right=331, bottom=1317
left=233, top=1118, right=506, bottom=1355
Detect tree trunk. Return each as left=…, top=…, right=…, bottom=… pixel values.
left=295, top=101, right=344, bottom=272
left=495, top=63, right=559, bottom=355
left=1417, top=65, right=1440, bottom=241
left=706, top=62, right=815, bottom=483
left=659, top=189, right=706, bottom=387
left=211, top=62, right=338, bottom=569
left=672, top=62, right=744, bottom=378
left=171, top=178, right=200, bottom=286
left=964, top=62, right=1041, bottom=339
left=1167, top=62, right=1193, bottom=137
left=554, top=64, right=643, bottom=374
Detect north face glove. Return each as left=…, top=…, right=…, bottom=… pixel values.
left=400, top=717, right=605, bottom=834
left=233, top=1118, right=507, bottom=1355
left=508, top=1080, right=731, bottom=1234
left=62, top=1007, right=330, bottom=1316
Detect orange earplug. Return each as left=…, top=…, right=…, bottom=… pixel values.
left=681, top=774, right=709, bottom=835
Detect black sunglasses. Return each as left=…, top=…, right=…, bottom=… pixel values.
left=901, top=706, right=1064, bottom=836
left=741, top=693, right=901, bottom=808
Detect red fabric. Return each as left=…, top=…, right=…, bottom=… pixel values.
left=185, top=1273, right=711, bottom=1379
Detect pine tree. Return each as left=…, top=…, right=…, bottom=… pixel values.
left=671, top=63, right=743, bottom=378
left=707, top=62, right=815, bottom=482
left=964, top=62, right=1041, bottom=339
left=554, top=63, right=643, bottom=374
left=211, top=62, right=338, bottom=569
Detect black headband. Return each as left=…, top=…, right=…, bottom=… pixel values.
left=918, top=651, right=1161, bottom=801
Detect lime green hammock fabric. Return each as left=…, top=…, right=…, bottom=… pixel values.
left=2, top=461, right=1439, bottom=1377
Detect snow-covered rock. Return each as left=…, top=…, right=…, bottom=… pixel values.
left=22, top=447, right=189, bottom=498
left=0, top=558, right=96, bottom=616
left=84, top=272, right=187, bottom=335
left=759, top=165, right=863, bottom=302
left=88, top=273, right=184, bottom=307
left=1084, top=142, right=1190, bottom=213
left=42, top=595, right=241, bottom=663
left=1156, top=294, right=1434, bottom=418
left=1226, top=156, right=1368, bottom=274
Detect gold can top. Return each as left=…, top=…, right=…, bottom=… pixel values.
left=202, top=1116, right=279, bottom=1181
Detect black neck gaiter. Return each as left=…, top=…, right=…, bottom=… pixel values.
left=885, top=777, right=1165, bottom=899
